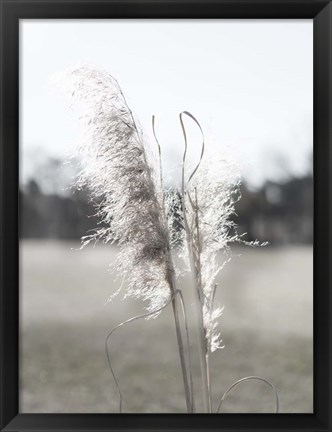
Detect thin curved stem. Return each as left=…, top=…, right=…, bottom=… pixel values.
left=105, top=293, right=178, bottom=413
left=179, top=111, right=205, bottom=184
left=216, top=376, right=279, bottom=414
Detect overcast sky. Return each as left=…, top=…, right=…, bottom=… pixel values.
left=20, top=19, right=313, bottom=189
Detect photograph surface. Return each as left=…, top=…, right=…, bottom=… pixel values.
left=20, top=19, right=313, bottom=413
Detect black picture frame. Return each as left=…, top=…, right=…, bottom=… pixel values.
left=0, top=1, right=330, bottom=431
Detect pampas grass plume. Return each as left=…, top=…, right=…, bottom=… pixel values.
left=64, top=64, right=171, bottom=312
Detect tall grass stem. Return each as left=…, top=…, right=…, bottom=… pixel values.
left=153, top=116, right=194, bottom=412
left=180, top=111, right=211, bottom=412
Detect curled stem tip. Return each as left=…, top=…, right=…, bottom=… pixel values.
left=216, top=376, right=279, bottom=414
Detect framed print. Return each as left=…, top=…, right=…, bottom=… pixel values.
left=0, top=1, right=331, bottom=432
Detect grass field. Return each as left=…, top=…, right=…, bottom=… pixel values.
left=20, top=240, right=313, bottom=413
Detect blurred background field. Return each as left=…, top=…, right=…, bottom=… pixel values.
left=20, top=241, right=312, bottom=413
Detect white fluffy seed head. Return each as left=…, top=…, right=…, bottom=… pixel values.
left=186, top=153, right=243, bottom=352
left=64, top=64, right=171, bottom=312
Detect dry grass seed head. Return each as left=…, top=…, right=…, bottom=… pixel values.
left=65, top=64, right=171, bottom=312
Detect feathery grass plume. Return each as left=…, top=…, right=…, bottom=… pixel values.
left=187, top=154, right=267, bottom=354
left=65, top=64, right=171, bottom=312
left=187, top=153, right=242, bottom=353
left=179, top=111, right=268, bottom=413
left=64, top=65, right=194, bottom=412
left=169, top=115, right=276, bottom=414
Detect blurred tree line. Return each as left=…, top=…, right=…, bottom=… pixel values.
left=20, top=181, right=99, bottom=240
left=235, top=176, right=313, bottom=244
left=20, top=156, right=313, bottom=245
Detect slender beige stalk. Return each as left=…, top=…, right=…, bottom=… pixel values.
left=194, top=188, right=212, bottom=413
left=177, top=289, right=195, bottom=412
left=167, top=265, right=194, bottom=412
left=206, top=352, right=212, bottom=412
left=179, top=112, right=210, bottom=412
left=152, top=116, right=194, bottom=413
